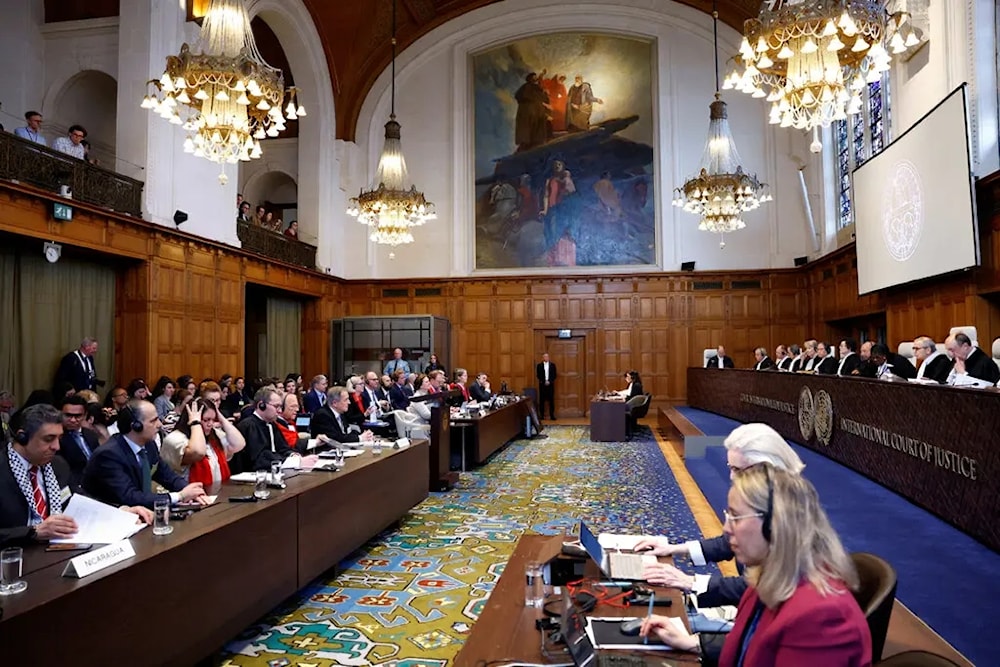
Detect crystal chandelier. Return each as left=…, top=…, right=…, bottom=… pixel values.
left=673, top=3, right=771, bottom=248
left=140, top=0, right=305, bottom=184
left=725, top=0, right=921, bottom=152
left=346, top=0, right=436, bottom=248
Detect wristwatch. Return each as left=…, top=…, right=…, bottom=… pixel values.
left=189, top=421, right=201, bottom=426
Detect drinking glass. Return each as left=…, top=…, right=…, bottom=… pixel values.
left=152, top=496, right=173, bottom=536
left=270, top=460, right=283, bottom=484
left=334, top=446, right=345, bottom=470
left=254, top=470, right=271, bottom=499
left=0, top=547, right=27, bottom=595
left=372, top=438, right=383, bottom=455
left=525, top=560, right=544, bottom=607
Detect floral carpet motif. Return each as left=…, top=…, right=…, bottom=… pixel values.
left=215, top=425, right=709, bottom=667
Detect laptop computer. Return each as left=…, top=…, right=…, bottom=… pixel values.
left=295, top=415, right=311, bottom=433
left=579, top=521, right=655, bottom=581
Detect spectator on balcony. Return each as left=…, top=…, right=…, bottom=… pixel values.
left=254, top=205, right=266, bottom=227
left=237, top=193, right=243, bottom=212
left=264, top=210, right=281, bottom=231
left=80, top=139, right=98, bottom=165
left=237, top=201, right=252, bottom=223
left=53, top=125, right=87, bottom=160
left=14, top=111, right=46, bottom=146
left=283, top=220, right=299, bottom=239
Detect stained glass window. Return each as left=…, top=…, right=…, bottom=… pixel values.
left=832, top=75, right=892, bottom=229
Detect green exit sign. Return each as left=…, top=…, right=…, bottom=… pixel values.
left=53, top=202, right=73, bottom=221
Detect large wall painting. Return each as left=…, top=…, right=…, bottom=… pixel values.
left=473, top=33, right=657, bottom=270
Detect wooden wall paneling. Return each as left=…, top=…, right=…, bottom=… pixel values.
left=637, top=326, right=670, bottom=401
left=495, top=328, right=530, bottom=393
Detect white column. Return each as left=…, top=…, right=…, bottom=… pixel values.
left=0, top=1, right=45, bottom=131
left=116, top=2, right=239, bottom=245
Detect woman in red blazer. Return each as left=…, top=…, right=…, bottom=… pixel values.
left=642, top=464, right=871, bottom=667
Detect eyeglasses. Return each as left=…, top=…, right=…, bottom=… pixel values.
left=62, top=412, right=85, bottom=420
left=723, top=509, right=764, bottom=525
left=267, top=402, right=282, bottom=409
left=70, top=132, right=85, bottom=138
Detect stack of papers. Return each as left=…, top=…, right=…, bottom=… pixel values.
left=51, top=495, right=146, bottom=544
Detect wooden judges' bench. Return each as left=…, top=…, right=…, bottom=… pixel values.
left=0, top=443, right=429, bottom=667
left=687, top=367, right=1000, bottom=553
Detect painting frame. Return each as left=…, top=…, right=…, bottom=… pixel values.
left=470, top=31, right=661, bottom=272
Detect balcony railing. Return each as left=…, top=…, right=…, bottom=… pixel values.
left=237, top=220, right=317, bottom=269
left=0, top=131, right=143, bottom=216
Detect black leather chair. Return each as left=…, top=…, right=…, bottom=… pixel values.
left=875, top=651, right=962, bottom=666
left=626, top=393, right=651, bottom=437
left=851, top=552, right=898, bottom=663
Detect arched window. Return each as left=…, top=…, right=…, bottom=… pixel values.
left=832, top=77, right=892, bottom=229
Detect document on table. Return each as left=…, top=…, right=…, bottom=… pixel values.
left=51, top=494, right=147, bottom=544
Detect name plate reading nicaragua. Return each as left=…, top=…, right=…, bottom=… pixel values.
left=394, top=438, right=411, bottom=449
left=62, top=539, right=136, bottom=578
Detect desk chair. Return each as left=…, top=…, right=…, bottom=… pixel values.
left=851, top=552, right=898, bottom=663
left=948, top=326, right=978, bottom=348
left=625, top=393, right=651, bottom=438
left=992, top=337, right=1000, bottom=374
left=875, top=651, right=961, bottom=667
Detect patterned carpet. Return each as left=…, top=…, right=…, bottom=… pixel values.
left=214, top=425, right=709, bottom=667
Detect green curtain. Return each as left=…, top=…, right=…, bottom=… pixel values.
left=0, top=248, right=115, bottom=404
left=265, top=296, right=302, bottom=379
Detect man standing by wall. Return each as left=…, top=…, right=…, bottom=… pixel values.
left=536, top=353, right=557, bottom=421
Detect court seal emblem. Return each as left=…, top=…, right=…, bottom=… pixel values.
left=814, top=390, right=834, bottom=446
left=798, top=386, right=814, bottom=441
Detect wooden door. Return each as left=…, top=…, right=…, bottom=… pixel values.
left=545, top=337, right=586, bottom=418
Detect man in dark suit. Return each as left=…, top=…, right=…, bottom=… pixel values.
left=53, top=337, right=100, bottom=392
left=813, top=342, right=838, bottom=374
left=705, top=345, right=734, bottom=369
left=0, top=405, right=79, bottom=546
left=233, top=388, right=316, bottom=474
left=83, top=400, right=206, bottom=508
left=752, top=347, right=776, bottom=371
left=360, top=372, right=388, bottom=413
left=947, top=333, right=1000, bottom=384
left=387, top=371, right=410, bottom=410
left=469, top=372, right=493, bottom=403
left=56, top=395, right=99, bottom=490
left=913, top=336, right=952, bottom=383
left=536, top=353, right=557, bottom=420
left=301, top=374, right=329, bottom=414
left=311, top=387, right=374, bottom=444
left=835, top=338, right=863, bottom=376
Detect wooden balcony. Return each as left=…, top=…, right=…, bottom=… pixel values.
left=237, top=220, right=317, bottom=269
left=0, top=131, right=143, bottom=217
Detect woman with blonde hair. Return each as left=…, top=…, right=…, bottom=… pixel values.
left=642, top=464, right=870, bottom=666
left=637, top=423, right=805, bottom=606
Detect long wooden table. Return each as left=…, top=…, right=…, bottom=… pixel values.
left=0, top=442, right=429, bottom=666
left=455, top=535, right=690, bottom=666
left=687, top=367, right=1000, bottom=552
left=450, top=398, right=529, bottom=467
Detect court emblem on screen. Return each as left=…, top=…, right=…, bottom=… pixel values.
left=797, top=387, right=814, bottom=441
left=814, top=390, right=834, bottom=446
left=881, top=159, right=923, bottom=262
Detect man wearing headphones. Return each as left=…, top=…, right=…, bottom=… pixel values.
left=2, top=405, right=152, bottom=547
left=83, top=400, right=207, bottom=508
left=233, top=388, right=318, bottom=474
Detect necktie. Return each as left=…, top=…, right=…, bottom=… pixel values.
left=74, top=431, right=91, bottom=461
left=319, top=391, right=326, bottom=406
left=137, top=448, right=152, bottom=494
left=335, top=413, right=344, bottom=432
left=29, top=466, right=48, bottom=520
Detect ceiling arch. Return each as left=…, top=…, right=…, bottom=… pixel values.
left=302, top=0, right=762, bottom=141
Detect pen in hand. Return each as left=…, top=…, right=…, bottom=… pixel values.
left=644, top=592, right=655, bottom=645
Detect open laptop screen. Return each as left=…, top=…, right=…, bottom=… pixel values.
left=579, top=521, right=606, bottom=574
left=295, top=415, right=311, bottom=432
